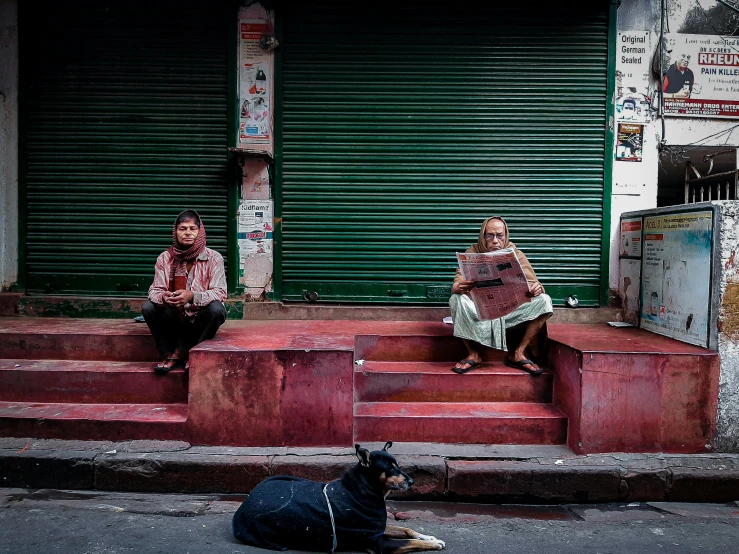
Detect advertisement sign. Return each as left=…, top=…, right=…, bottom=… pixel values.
left=237, top=200, right=274, bottom=258
left=619, top=258, right=641, bottom=326
left=239, top=16, right=272, bottom=143
left=663, top=34, right=739, bottom=118
left=620, top=217, right=642, bottom=257
left=616, top=31, right=652, bottom=123
left=640, top=211, right=713, bottom=347
left=616, top=123, right=644, bottom=162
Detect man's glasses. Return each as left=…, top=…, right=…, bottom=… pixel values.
left=484, top=233, right=506, bottom=241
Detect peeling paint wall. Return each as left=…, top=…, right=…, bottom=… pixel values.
left=611, top=0, right=739, bottom=292
left=0, top=0, right=18, bottom=290
left=715, top=200, right=739, bottom=451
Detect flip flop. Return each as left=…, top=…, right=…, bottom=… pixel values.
left=505, top=358, right=544, bottom=376
left=452, top=359, right=482, bottom=374
left=154, top=358, right=184, bottom=374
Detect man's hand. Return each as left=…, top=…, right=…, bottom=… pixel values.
left=165, top=290, right=194, bottom=307
left=453, top=280, right=477, bottom=294
left=527, top=282, right=544, bottom=297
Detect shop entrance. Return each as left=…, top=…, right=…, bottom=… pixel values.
left=21, top=1, right=231, bottom=295
left=278, top=1, right=611, bottom=305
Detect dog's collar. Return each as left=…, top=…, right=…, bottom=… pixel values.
left=323, top=483, right=337, bottom=553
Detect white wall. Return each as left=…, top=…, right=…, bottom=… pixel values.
left=0, top=0, right=18, bottom=291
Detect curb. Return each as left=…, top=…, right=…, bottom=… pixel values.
left=2, top=442, right=739, bottom=503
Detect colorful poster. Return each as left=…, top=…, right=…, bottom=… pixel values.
left=620, top=217, right=642, bottom=257
left=619, top=258, right=641, bottom=326
left=640, top=211, right=713, bottom=347
left=237, top=200, right=274, bottom=258
left=239, top=17, right=272, bottom=143
left=616, top=123, right=644, bottom=162
left=616, top=31, right=652, bottom=123
left=662, top=34, right=739, bottom=118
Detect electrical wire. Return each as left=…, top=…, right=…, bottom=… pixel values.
left=659, top=124, right=739, bottom=165
left=688, top=123, right=739, bottom=146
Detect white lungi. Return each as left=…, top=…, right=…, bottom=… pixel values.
left=448, top=293, right=553, bottom=351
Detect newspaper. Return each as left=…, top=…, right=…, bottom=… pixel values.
left=456, top=248, right=531, bottom=320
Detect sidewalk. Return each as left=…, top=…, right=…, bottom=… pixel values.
left=2, top=438, right=738, bottom=503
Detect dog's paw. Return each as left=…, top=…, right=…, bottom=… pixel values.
left=429, top=538, right=445, bottom=550
left=416, top=534, right=445, bottom=549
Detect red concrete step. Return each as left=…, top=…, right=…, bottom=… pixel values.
left=354, top=401, right=567, bottom=445
left=354, top=361, right=552, bottom=403
left=355, top=334, right=512, bottom=363
left=0, top=318, right=157, bottom=361
left=0, top=401, right=189, bottom=441
left=0, top=359, right=187, bottom=404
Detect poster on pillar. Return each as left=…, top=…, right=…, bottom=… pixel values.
left=616, top=123, right=644, bottom=162
left=238, top=200, right=273, bottom=256
left=239, top=7, right=274, bottom=146
left=639, top=211, right=713, bottom=347
left=616, top=31, right=651, bottom=123
left=662, top=34, right=739, bottom=118
left=237, top=200, right=274, bottom=288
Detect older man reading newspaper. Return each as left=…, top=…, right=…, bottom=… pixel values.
left=449, top=217, right=553, bottom=375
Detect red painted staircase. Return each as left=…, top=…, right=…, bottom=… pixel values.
left=0, top=319, right=189, bottom=441
left=352, top=334, right=567, bottom=445
left=2, top=318, right=716, bottom=452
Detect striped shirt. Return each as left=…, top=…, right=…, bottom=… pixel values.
left=148, top=247, right=227, bottom=319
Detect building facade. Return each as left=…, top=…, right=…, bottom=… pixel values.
left=0, top=0, right=737, bottom=312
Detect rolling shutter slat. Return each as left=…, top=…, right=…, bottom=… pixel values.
left=280, top=1, right=608, bottom=305
left=23, top=1, right=230, bottom=295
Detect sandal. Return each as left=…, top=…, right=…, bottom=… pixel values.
left=505, top=358, right=543, bottom=376
left=452, top=358, right=481, bottom=374
left=154, top=358, right=184, bottom=374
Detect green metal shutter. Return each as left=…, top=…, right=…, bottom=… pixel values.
left=22, top=1, right=230, bottom=295
left=279, top=1, right=609, bottom=305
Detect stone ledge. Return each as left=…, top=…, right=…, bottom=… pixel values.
left=3, top=441, right=739, bottom=503
left=0, top=449, right=95, bottom=490
left=447, top=461, right=622, bottom=503
left=94, top=453, right=270, bottom=494
left=668, top=468, right=739, bottom=502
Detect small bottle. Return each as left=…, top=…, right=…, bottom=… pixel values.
left=255, top=69, right=266, bottom=94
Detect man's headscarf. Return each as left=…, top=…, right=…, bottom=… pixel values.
left=455, top=216, right=541, bottom=287
left=475, top=216, right=511, bottom=252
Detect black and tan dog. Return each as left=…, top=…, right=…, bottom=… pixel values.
left=232, top=442, right=445, bottom=553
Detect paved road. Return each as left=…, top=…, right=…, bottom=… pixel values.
left=2, top=489, right=739, bottom=554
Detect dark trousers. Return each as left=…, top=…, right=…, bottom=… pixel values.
left=142, top=300, right=226, bottom=358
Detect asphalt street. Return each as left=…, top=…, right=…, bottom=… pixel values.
left=1, top=489, right=739, bottom=554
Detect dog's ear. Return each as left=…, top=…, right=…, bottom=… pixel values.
left=355, top=443, right=371, bottom=467
left=382, top=441, right=393, bottom=451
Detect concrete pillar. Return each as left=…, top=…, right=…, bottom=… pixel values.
left=715, top=200, right=739, bottom=452
left=0, top=0, right=19, bottom=290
